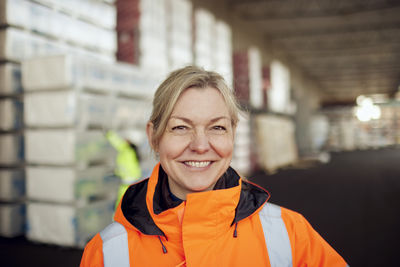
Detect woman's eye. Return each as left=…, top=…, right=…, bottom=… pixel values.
left=212, top=125, right=227, bottom=131
left=171, top=125, right=188, bottom=131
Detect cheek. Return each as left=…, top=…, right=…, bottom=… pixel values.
left=158, top=135, right=191, bottom=159
left=209, top=135, right=234, bottom=157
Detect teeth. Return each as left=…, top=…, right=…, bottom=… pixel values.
left=185, top=161, right=211, bottom=168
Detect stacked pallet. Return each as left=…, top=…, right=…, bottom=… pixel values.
left=231, top=113, right=252, bottom=176
left=213, top=21, right=233, bottom=87
left=117, top=0, right=169, bottom=76
left=0, top=0, right=117, bottom=240
left=323, top=104, right=400, bottom=151
left=269, top=60, right=292, bottom=114
left=166, top=0, right=193, bottom=70
left=0, top=0, right=116, bottom=62
left=21, top=54, right=158, bottom=247
left=233, top=47, right=263, bottom=109
left=254, top=114, right=298, bottom=173
left=193, top=8, right=215, bottom=71
left=0, top=82, right=25, bottom=237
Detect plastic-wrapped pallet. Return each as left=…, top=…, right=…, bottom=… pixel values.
left=22, top=54, right=158, bottom=98
left=25, top=129, right=112, bottom=167
left=27, top=199, right=114, bottom=247
left=248, top=47, right=263, bottom=109
left=231, top=113, right=252, bottom=176
left=0, top=202, right=25, bottom=237
left=110, top=97, right=152, bottom=129
left=31, top=0, right=116, bottom=30
left=0, top=169, right=25, bottom=201
left=255, top=114, right=298, bottom=173
left=269, top=60, right=291, bottom=114
left=26, top=166, right=118, bottom=204
left=0, top=98, right=23, bottom=131
left=24, top=91, right=110, bottom=129
left=166, top=0, right=193, bottom=70
left=194, top=8, right=215, bottom=70
left=213, top=21, right=233, bottom=87
left=0, top=133, right=24, bottom=166
left=233, top=47, right=263, bottom=109
left=0, top=0, right=116, bottom=55
left=139, top=0, right=169, bottom=74
left=0, top=63, right=22, bottom=96
left=0, top=27, right=113, bottom=63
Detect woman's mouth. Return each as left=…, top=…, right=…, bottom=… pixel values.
left=184, top=161, right=212, bottom=168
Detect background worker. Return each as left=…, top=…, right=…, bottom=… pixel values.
left=106, top=130, right=141, bottom=209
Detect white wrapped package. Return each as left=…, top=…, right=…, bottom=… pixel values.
left=27, top=199, right=114, bottom=247
left=25, top=129, right=112, bottom=167
left=32, top=0, right=117, bottom=30
left=27, top=166, right=118, bottom=203
left=0, top=63, right=22, bottom=96
left=0, top=168, right=25, bottom=201
left=22, top=55, right=159, bottom=97
left=109, top=97, right=152, bottom=129
left=0, top=28, right=114, bottom=63
left=0, top=133, right=24, bottom=165
left=0, top=98, right=23, bottom=131
left=0, top=0, right=116, bottom=53
left=255, top=115, right=298, bottom=172
left=0, top=202, right=25, bottom=237
left=24, top=91, right=110, bottom=128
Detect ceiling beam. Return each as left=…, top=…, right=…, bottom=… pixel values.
left=231, top=0, right=400, bottom=20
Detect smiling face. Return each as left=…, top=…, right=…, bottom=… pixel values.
left=147, top=87, right=235, bottom=200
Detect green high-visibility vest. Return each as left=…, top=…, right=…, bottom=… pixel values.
left=106, top=131, right=141, bottom=207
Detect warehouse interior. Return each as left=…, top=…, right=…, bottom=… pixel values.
left=0, top=0, right=399, bottom=266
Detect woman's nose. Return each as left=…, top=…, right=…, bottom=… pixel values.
left=189, top=131, right=210, bottom=153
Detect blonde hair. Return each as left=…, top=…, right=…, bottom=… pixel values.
left=149, top=66, right=241, bottom=149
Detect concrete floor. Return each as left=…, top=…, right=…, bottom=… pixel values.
left=251, top=147, right=400, bottom=267
left=1, top=147, right=399, bottom=266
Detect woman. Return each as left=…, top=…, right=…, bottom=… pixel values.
left=80, top=66, right=348, bottom=266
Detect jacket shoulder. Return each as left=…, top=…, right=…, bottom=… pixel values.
left=279, top=206, right=348, bottom=267
left=80, top=233, right=104, bottom=267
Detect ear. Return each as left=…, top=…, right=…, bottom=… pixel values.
left=146, top=122, right=157, bottom=151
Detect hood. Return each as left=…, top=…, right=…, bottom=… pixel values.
left=114, top=163, right=270, bottom=237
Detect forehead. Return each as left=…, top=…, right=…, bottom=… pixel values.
left=170, top=87, right=230, bottom=119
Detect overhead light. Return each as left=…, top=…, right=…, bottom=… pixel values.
left=354, top=96, right=381, bottom=122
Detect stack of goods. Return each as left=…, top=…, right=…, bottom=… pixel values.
left=0, top=76, right=25, bottom=237
left=213, top=21, right=233, bottom=88
left=231, top=113, right=252, bottom=176
left=0, top=0, right=117, bottom=63
left=193, top=8, right=215, bottom=71
left=166, top=0, right=193, bottom=70
left=269, top=60, right=292, bottom=114
left=323, top=104, right=400, bottom=152
left=116, top=0, right=169, bottom=76
left=21, top=54, right=158, bottom=247
left=254, top=114, right=298, bottom=173
left=0, top=0, right=117, bottom=241
left=233, top=47, right=263, bottom=109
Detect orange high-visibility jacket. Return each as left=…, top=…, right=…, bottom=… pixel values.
left=81, top=163, right=348, bottom=267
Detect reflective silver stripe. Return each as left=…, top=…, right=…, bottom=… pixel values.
left=259, top=203, right=293, bottom=267
left=100, top=222, right=130, bottom=267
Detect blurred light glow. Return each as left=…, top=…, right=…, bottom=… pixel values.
left=355, top=96, right=381, bottom=122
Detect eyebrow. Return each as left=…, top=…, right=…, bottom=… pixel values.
left=169, top=116, right=230, bottom=124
